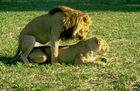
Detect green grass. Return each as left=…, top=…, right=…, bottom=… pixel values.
left=0, top=0, right=140, bottom=90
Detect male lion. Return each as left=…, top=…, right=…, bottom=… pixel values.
left=28, top=37, right=109, bottom=65
left=12, top=6, right=91, bottom=65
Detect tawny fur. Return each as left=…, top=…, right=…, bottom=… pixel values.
left=29, top=37, right=109, bottom=65
left=11, top=6, right=91, bottom=65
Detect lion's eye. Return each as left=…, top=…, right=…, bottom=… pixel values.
left=85, top=30, right=88, bottom=32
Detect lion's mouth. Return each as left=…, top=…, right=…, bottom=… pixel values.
left=79, top=36, right=85, bottom=40
left=79, top=36, right=82, bottom=40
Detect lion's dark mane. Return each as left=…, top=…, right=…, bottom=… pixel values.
left=49, top=6, right=91, bottom=40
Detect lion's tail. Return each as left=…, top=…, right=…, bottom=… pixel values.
left=7, top=47, right=21, bottom=64
left=12, top=47, right=21, bottom=60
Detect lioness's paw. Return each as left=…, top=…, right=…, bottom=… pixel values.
left=28, top=63, right=32, bottom=67
left=25, top=63, right=32, bottom=67
left=53, top=62, right=61, bottom=65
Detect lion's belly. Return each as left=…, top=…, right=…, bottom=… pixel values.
left=34, top=32, right=50, bottom=44
left=58, top=48, right=76, bottom=63
left=35, top=37, right=50, bottom=44
left=21, top=25, right=51, bottom=44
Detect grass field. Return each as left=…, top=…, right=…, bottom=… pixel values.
left=0, top=0, right=140, bottom=90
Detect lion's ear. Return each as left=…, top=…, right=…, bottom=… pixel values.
left=49, top=7, right=63, bottom=15
left=95, top=37, right=102, bottom=46
left=83, top=15, right=92, bottom=26
left=83, top=17, right=87, bottom=23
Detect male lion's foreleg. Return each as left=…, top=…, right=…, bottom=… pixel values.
left=51, top=40, right=59, bottom=64
left=20, top=35, right=35, bottom=66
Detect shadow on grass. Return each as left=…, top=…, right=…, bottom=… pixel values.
left=0, top=56, right=51, bottom=65
left=0, top=56, right=21, bottom=65
left=0, top=0, right=140, bottom=12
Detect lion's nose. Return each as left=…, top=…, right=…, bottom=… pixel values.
left=103, top=53, right=107, bottom=55
left=79, top=36, right=82, bottom=40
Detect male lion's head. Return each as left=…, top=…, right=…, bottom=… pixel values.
left=49, top=6, right=91, bottom=40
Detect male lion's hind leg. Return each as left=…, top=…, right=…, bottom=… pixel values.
left=20, top=35, right=35, bottom=66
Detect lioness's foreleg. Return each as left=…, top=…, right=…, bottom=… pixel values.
left=20, top=35, right=35, bottom=65
left=82, top=57, right=107, bottom=65
left=74, top=54, right=107, bottom=65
